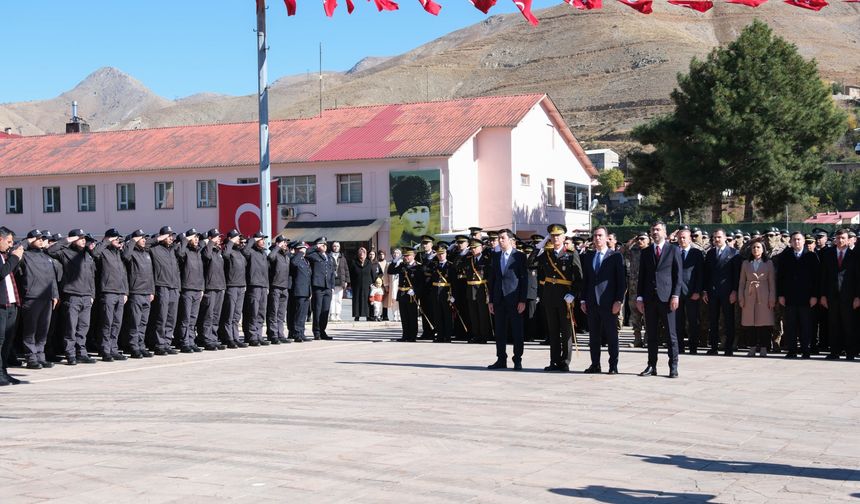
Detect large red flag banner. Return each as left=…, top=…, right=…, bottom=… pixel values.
left=218, top=181, right=279, bottom=238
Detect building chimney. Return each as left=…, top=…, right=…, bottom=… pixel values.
left=3, top=127, right=11, bottom=135
left=66, top=100, right=90, bottom=134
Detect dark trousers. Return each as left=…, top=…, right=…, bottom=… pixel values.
left=21, top=297, right=52, bottom=363
left=827, top=295, right=857, bottom=358
left=243, top=286, right=268, bottom=343
left=62, top=295, right=93, bottom=357
left=125, top=294, right=151, bottom=353
left=814, top=304, right=829, bottom=350
left=544, top=299, right=573, bottom=366
left=266, top=287, right=289, bottom=341
left=708, top=294, right=735, bottom=350
left=311, top=287, right=332, bottom=338
left=746, top=325, right=772, bottom=348
left=0, top=305, right=17, bottom=375
left=676, top=296, right=701, bottom=351
left=176, top=290, right=202, bottom=348
left=453, top=282, right=470, bottom=339
left=432, top=288, right=453, bottom=342
left=99, top=293, right=125, bottom=356
left=467, top=285, right=492, bottom=342
left=644, top=299, right=679, bottom=369
left=197, top=290, right=224, bottom=347
left=220, top=286, right=246, bottom=344
left=292, top=296, right=310, bottom=340
left=420, top=286, right=436, bottom=338
left=494, top=296, right=524, bottom=362
left=149, top=286, right=179, bottom=350
left=398, top=295, right=418, bottom=341
left=783, top=304, right=812, bottom=354
left=586, top=305, right=619, bottom=368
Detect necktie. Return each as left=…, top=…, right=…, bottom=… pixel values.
left=595, top=251, right=603, bottom=271
left=655, top=245, right=661, bottom=261
left=502, top=252, right=508, bottom=271
left=683, top=249, right=688, bottom=261
left=838, top=250, right=844, bottom=269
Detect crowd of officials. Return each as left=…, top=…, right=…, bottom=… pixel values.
left=0, top=221, right=856, bottom=385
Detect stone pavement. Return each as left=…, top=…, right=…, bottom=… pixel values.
left=2, top=326, right=859, bottom=503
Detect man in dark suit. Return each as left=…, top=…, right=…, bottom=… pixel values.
left=676, top=227, right=704, bottom=354
left=702, top=228, right=740, bottom=356
left=290, top=242, right=313, bottom=342
left=819, top=228, right=860, bottom=360
left=636, top=221, right=683, bottom=378
left=0, top=227, right=24, bottom=385
left=487, top=229, right=528, bottom=370
left=777, top=231, right=820, bottom=359
left=580, top=226, right=626, bottom=374
left=306, top=237, right=335, bottom=340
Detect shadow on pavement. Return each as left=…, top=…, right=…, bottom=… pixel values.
left=336, top=361, right=550, bottom=374
left=629, top=454, right=860, bottom=482
left=549, top=486, right=716, bottom=503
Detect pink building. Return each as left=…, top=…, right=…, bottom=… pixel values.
left=0, top=94, right=596, bottom=251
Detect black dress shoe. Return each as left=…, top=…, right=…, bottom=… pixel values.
left=724, top=350, right=734, bottom=357
left=180, top=347, right=194, bottom=354
left=191, top=345, right=203, bottom=352
left=236, top=342, right=248, bottom=348
left=111, top=353, right=128, bottom=361
left=0, top=375, right=10, bottom=386
left=154, top=349, right=168, bottom=356
left=513, top=361, right=523, bottom=370
left=607, top=366, right=619, bottom=375
left=706, top=349, right=718, bottom=356
left=227, top=342, right=238, bottom=349
left=785, top=352, right=797, bottom=359
left=204, top=345, right=219, bottom=351
left=583, top=365, right=601, bottom=374
left=26, top=361, right=43, bottom=370
left=669, top=368, right=679, bottom=378
left=558, top=364, right=570, bottom=372
left=825, top=354, right=839, bottom=360
left=544, top=364, right=559, bottom=371
left=689, top=348, right=698, bottom=355
left=66, top=358, right=77, bottom=366
left=269, top=339, right=281, bottom=345
left=248, top=340, right=260, bottom=347
left=278, top=337, right=290, bottom=344
left=167, top=348, right=179, bottom=355
left=320, top=335, right=333, bottom=340
left=5, top=374, right=24, bottom=385
left=39, top=361, right=55, bottom=368
left=639, top=366, right=657, bottom=376
left=102, top=355, right=114, bottom=362
left=141, top=350, right=154, bottom=358
left=130, top=352, right=143, bottom=359
left=801, top=352, right=811, bottom=359
left=78, top=355, right=97, bottom=364
left=487, top=360, right=507, bottom=370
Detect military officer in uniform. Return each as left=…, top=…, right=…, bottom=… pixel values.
left=450, top=235, right=471, bottom=341
left=266, top=235, right=292, bottom=344
left=418, top=235, right=437, bottom=340
left=462, top=238, right=492, bottom=344
left=389, top=247, right=423, bottom=342
left=306, top=236, right=335, bottom=340
left=429, top=242, right=456, bottom=343
left=622, top=232, right=648, bottom=347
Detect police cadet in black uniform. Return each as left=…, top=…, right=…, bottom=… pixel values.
left=535, top=224, right=583, bottom=372
left=175, top=229, right=204, bottom=353
left=122, top=230, right=154, bottom=358
left=242, top=231, right=270, bottom=346
left=47, top=229, right=98, bottom=365
left=44, top=232, right=65, bottom=363
left=290, top=241, right=312, bottom=342
left=198, top=229, right=227, bottom=351
left=418, top=235, right=436, bottom=340
left=523, top=240, right=542, bottom=342
left=388, top=247, right=424, bottom=342
left=147, top=226, right=181, bottom=355
left=306, top=237, right=335, bottom=340
left=266, top=235, right=292, bottom=344
left=450, top=235, right=471, bottom=341
left=17, top=230, right=59, bottom=369
left=91, top=229, right=128, bottom=362
left=462, top=238, right=492, bottom=344
left=220, top=230, right=248, bottom=348
left=429, top=241, right=456, bottom=343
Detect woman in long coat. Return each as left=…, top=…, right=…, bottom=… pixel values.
left=349, top=247, right=373, bottom=321
left=384, top=248, right=402, bottom=322
left=738, top=238, right=776, bottom=357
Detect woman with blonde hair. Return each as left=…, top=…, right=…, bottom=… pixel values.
left=738, top=238, right=776, bottom=357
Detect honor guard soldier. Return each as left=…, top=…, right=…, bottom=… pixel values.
left=306, top=236, right=335, bottom=340
left=122, top=230, right=155, bottom=358
left=290, top=242, right=313, bottom=342
left=523, top=242, right=542, bottom=342
left=389, top=247, right=424, bottom=342
left=536, top=224, right=583, bottom=372
left=146, top=226, right=181, bottom=355
left=242, top=231, right=270, bottom=346
left=462, top=238, right=492, bottom=344
left=266, top=236, right=292, bottom=344
left=220, top=230, right=248, bottom=348
left=198, top=229, right=227, bottom=351
left=17, top=230, right=59, bottom=369
left=469, top=227, right=483, bottom=241
left=418, top=235, right=437, bottom=340
left=91, top=229, right=128, bottom=361
left=175, top=229, right=204, bottom=353
left=450, top=235, right=471, bottom=341
left=429, top=241, right=456, bottom=343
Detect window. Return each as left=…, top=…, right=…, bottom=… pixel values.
left=154, top=181, right=174, bottom=210
left=5, top=188, right=22, bottom=214
left=237, top=177, right=258, bottom=184
left=117, top=183, right=136, bottom=211
left=337, top=174, right=362, bottom=204
left=546, top=178, right=556, bottom=206
left=78, top=185, right=96, bottom=212
left=587, top=153, right=605, bottom=170
left=197, top=179, right=217, bottom=208
left=564, top=182, right=589, bottom=211
left=278, top=175, right=316, bottom=205
left=520, top=174, right=530, bottom=186
left=43, top=187, right=61, bottom=213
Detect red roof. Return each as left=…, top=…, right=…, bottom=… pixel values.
left=804, top=211, right=860, bottom=224
left=0, top=94, right=596, bottom=178
left=0, top=131, right=20, bottom=139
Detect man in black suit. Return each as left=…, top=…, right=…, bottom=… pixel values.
left=636, top=221, right=683, bottom=378
left=487, top=229, right=528, bottom=370
left=702, top=228, right=740, bottom=356
left=676, top=227, right=704, bottom=354
left=777, top=231, right=820, bottom=359
left=819, top=228, right=860, bottom=360
left=306, top=237, right=335, bottom=340
left=580, top=226, right=625, bottom=374
left=290, top=242, right=313, bottom=342
left=0, top=227, right=24, bottom=385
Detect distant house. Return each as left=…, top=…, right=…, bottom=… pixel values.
left=845, top=85, right=860, bottom=100
left=804, top=211, right=860, bottom=226
left=585, top=149, right=620, bottom=171
left=0, top=128, right=19, bottom=139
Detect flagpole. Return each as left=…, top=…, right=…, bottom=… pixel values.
left=257, top=1, right=272, bottom=243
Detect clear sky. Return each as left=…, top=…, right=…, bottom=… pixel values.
left=1, top=0, right=527, bottom=103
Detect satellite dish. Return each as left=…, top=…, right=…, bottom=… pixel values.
left=589, top=198, right=599, bottom=211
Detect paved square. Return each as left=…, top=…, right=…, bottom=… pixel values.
left=2, top=325, right=859, bottom=503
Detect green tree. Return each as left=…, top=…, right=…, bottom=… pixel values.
left=627, top=20, right=847, bottom=223
left=596, top=168, right=625, bottom=200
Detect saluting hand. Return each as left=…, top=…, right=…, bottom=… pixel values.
left=11, top=246, right=23, bottom=259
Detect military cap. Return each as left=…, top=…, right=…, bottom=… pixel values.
left=677, top=225, right=690, bottom=232
left=435, top=241, right=449, bottom=253
left=43, top=232, right=55, bottom=241
left=313, top=236, right=327, bottom=245
left=849, top=230, right=857, bottom=238
left=207, top=228, right=221, bottom=238
left=813, top=229, right=827, bottom=238
left=402, top=247, right=416, bottom=257
left=781, top=229, right=789, bottom=236
left=104, top=228, right=122, bottom=239
left=130, top=229, right=148, bottom=239
left=523, top=244, right=535, bottom=253
left=294, top=241, right=308, bottom=250
left=392, top=175, right=432, bottom=216
left=733, top=229, right=743, bottom=237
left=184, top=228, right=198, bottom=238
left=743, top=232, right=751, bottom=239
left=637, top=231, right=648, bottom=239
left=455, top=235, right=469, bottom=244
left=468, top=227, right=483, bottom=234
left=275, top=235, right=288, bottom=243
left=67, top=229, right=86, bottom=239
left=486, top=230, right=500, bottom=239
left=468, top=238, right=482, bottom=249
left=691, top=227, right=702, bottom=236
left=252, top=231, right=268, bottom=240
left=226, top=229, right=242, bottom=239
left=530, top=234, right=544, bottom=243
left=804, top=234, right=814, bottom=244
left=158, top=226, right=175, bottom=236
left=420, top=234, right=434, bottom=244
left=547, top=223, right=567, bottom=236
left=26, top=229, right=44, bottom=239
left=751, top=230, right=762, bottom=237
left=53, top=233, right=65, bottom=241
left=572, top=236, right=585, bottom=244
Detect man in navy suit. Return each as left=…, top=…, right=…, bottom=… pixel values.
left=636, top=221, right=683, bottom=378
left=487, top=229, right=528, bottom=370
left=702, top=228, right=740, bottom=356
left=306, top=237, right=336, bottom=340
left=819, top=229, right=860, bottom=360
left=580, top=226, right=626, bottom=374
left=676, top=227, right=704, bottom=354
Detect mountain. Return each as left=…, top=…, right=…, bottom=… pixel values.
left=2, top=3, right=858, bottom=143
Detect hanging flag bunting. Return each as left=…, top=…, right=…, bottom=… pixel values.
left=469, top=0, right=497, bottom=13
left=513, top=0, right=540, bottom=25
left=371, top=0, right=400, bottom=10
left=323, top=0, right=337, bottom=16
left=284, top=0, right=298, bottom=14
left=668, top=0, right=713, bottom=10
left=418, top=0, right=442, bottom=14
left=784, top=0, right=827, bottom=9
left=616, top=0, right=653, bottom=13
left=566, top=0, right=603, bottom=10
left=725, top=0, right=768, bottom=5
left=347, top=0, right=356, bottom=11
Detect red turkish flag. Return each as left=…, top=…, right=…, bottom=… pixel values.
left=347, top=0, right=356, bottom=12
left=418, top=0, right=442, bottom=14
left=469, top=0, right=497, bottom=13
left=725, top=0, right=767, bottom=5
left=218, top=182, right=279, bottom=238
left=324, top=0, right=337, bottom=16
left=513, top=0, right=539, bottom=25
left=616, top=0, right=653, bottom=13
left=668, top=0, right=713, bottom=10
left=284, top=0, right=297, bottom=15
left=372, top=0, right=400, bottom=10
left=566, top=0, right=603, bottom=10
left=784, top=0, right=827, bottom=9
